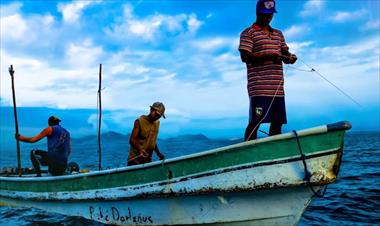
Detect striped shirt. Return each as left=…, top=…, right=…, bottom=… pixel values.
left=239, top=23, right=290, bottom=97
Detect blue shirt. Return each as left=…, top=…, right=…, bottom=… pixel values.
left=47, top=125, right=71, bottom=167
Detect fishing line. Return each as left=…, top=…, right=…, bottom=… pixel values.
left=287, top=65, right=313, bottom=72
left=297, top=58, right=362, bottom=108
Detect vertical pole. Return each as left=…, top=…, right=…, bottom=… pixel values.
left=8, top=65, right=22, bottom=176
left=98, top=64, right=102, bottom=170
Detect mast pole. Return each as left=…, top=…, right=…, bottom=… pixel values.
left=9, top=65, right=22, bottom=176
left=98, top=64, right=102, bottom=170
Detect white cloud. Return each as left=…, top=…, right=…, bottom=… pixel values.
left=105, top=4, right=203, bottom=43
left=329, top=9, right=367, bottom=23
left=110, top=63, right=150, bottom=76
left=0, top=1, right=378, bottom=126
left=287, top=41, right=313, bottom=55
left=284, top=25, right=310, bottom=38
left=64, top=39, right=103, bottom=67
left=57, top=0, right=100, bottom=24
left=0, top=2, right=22, bottom=17
left=300, top=0, right=325, bottom=17
left=362, top=19, right=380, bottom=31
left=0, top=14, right=27, bottom=40
left=187, top=14, right=203, bottom=34
left=0, top=6, right=57, bottom=47
left=191, top=37, right=238, bottom=51
left=0, top=49, right=99, bottom=109
left=285, top=36, right=379, bottom=109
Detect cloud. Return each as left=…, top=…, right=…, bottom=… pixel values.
left=285, top=36, right=379, bottom=109
left=300, top=0, right=325, bottom=17
left=57, top=0, right=100, bottom=24
left=191, top=37, right=238, bottom=51
left=187, top=14, right=203, bottom=34
left=283, top=25, right=310, bottom=39
left=1, top=0, right=378, bottom=129
left=362, top=19, right=380, bottom=31
left=329, top=9, right=367, bottom=23
left=0, top=2, right=22, bottom=17
left=105, top=3, right=203, bottom=43
left=64, top=39, right=104, bottom=67
left=0, top=14, right=27, bottom=40
left=0, top=4, right=60, bottom=51
left=0, top=49, right=101, bottom=109
left=287, top=41, right=313, bottom=55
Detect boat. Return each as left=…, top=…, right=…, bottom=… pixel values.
left=0, top=121, right=351, bottom=226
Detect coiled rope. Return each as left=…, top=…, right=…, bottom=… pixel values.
left=292, top=130, right=327, bottom=198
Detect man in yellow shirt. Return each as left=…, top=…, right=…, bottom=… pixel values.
left=128, top=102, right=166, bottom=166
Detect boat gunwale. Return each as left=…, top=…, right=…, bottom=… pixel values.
left=0, top=152, right=337, bottom=202
left=0, top=121, right=350, bottom=182
left=0, top=147, right=341, bottom=201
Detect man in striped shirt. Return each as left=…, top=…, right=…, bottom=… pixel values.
left=239, top=0, right=297, bottom=141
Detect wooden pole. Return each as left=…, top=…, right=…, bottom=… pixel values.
left=8, top=65, right=22, bottom=176
left=98, top=64, right=102, bottom=170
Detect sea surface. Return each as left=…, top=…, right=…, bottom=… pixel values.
left=0, top=131, right=379, bottom=226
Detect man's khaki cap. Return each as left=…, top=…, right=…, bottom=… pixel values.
left=150, top=102, right=166, bottom=119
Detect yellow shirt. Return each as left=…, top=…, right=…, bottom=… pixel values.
left=128, top=115, right=160, bottom=163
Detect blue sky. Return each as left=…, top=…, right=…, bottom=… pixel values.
left=0, top=0, right=379, bottom=140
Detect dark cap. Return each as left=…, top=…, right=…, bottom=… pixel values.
left=150, top=102, right=166, bottom=119
left=48, top=115, right=61, bottom=125
left=257, top=0, right=277, bottom=14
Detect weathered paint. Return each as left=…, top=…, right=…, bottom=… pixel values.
left=0, top=150, right=339, bottom=201
left=0, top=123, right=349, bottom=225
left=0, top=130, right=344, bottom=192
left=1, top=186, right=324, bottom=225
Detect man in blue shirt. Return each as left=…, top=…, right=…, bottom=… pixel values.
left=16, top=116, right=71, bottom=176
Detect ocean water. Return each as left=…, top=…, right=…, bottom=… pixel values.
left=0, top=132, right=379, bottom=225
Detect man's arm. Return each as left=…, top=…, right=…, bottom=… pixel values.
left=129, top=120, right=148, bottom=157
left=240, top=50, right=282, bottom=64
left=16, top=127, right=53, bottom=143
left=280, top=32, right=297, bottom=64
left=154, top=144, right=165, bottom=160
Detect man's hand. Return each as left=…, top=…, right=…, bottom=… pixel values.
left=15, top=134, right=21, bottom=140
left=158, top=153, right=165, bottom=160
left=282, top=53, right=297, bottom=64
left=140, top=149, right=149, bottom=158
left=288, top=54, right=297, bottom=64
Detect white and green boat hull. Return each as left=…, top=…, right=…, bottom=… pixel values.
left=0, top=121, right=351, bottom=225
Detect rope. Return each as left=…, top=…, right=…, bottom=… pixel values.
left=287, top=65, right=314, bottom=72
left=295, top=58, right=362, bottom=108
left=127, top=152, right=147, bottom=163
left=292, top=130, right=327, bottom=198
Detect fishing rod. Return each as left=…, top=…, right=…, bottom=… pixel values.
left=293, top=58, right=362, bottom=108
left=8, top=65, right=22, bottom=177
left=97, top=64, right=102, bottom=171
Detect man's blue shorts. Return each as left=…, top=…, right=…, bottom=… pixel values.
left=249, top=96, right=287, bottom=124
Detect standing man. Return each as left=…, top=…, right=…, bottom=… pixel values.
left=16, top=116, right=71, bottom=176
left=239, top=0, right=297, bottom=141
left=128, top=102, right=166, bottom=166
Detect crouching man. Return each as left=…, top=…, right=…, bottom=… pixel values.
left=16, top=116, right=71, bottom=177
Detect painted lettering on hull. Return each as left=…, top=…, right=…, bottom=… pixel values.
left=89, top=206, right=153, bottom=224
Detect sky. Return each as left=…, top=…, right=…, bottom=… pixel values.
left=0, top=0, right=379, bottom=140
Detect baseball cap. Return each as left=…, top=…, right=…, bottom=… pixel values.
left=256, top=0, right=277, bottom=14
left=48, top=115, right=61, bottom=125
left=150, top=102, right=166, bottom=119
